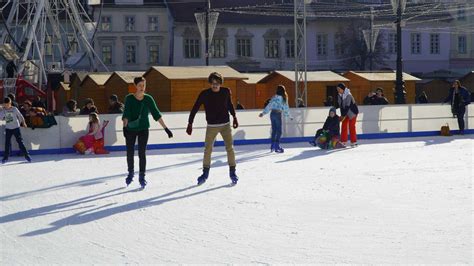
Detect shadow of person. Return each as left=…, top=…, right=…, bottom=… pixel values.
left=275, top=148, right=349, bottom=163
left=20, top=184, right=229, bottom=237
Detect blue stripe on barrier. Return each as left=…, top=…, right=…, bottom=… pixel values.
left=1, top=129, right=473, bottom=156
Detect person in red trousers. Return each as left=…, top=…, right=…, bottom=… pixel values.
left=336, top=83, right=359, bottom=147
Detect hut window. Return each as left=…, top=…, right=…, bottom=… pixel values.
left=148, top=45, right=160, bottom=64
left=286, top=39, right=295, bottom=58
left=387, top=33, right=397, bottom=54
left=265, top=39, right=279, bottom=58
left=458, top=35, right=467, bottom=54
left=148, top=17, right=159, bottom=31
left=125, top=16, right=135, bottom=31
left=126, top=45, right=137, bottom=64
left=430, top=34, right=440, bottom=54
left=237, top=39, right=251, bottom=57
left=211, top=39, right=226, bottom=58
left=101, top=16, right=112, bottom=32
left=184, top=39, right=200, bottom=58
left=317, top=34, right=327, bottom=56
left=102, top=45, right=112, bottom=65
left=410, top=33, right=421, bottom=54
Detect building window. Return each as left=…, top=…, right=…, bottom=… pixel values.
left=125, top=16, right=135, bottom=31
left=317, top=34, right=327, bottom=55
left=148, top=17, right=159, bottom=31
left=458, top=35, right=467, bottom=54
left=184, top=39, right=200, bottom=58
left=410, top=33, right=421, bottom=54
left=430, top=34, right=440, bottom=54
left=388, top=33, right=397, bottom=54
left=125, top=44, right=136, bottom=63
left=458, top=6, right=466, bottom=21
left=101, top=16, right=111, bottom=32
left=102, top=45, right=112, bottom=65
left=286, top=39, right=295, bottom=58
left=265, top=39, right=279, bottom=58
left=148, top=45, right=159, bottom=64
left=334, top=33, right=345, bottom=56
left=211, top=39, right=226, bottom=58
left=236, top=39, right=251, bottom=57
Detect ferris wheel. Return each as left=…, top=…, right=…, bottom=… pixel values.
left=0, top=0, right=107, bottom=85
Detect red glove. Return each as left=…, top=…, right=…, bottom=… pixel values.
left=232, top=117, right=239, bottom=129
left=186, top=123, right=193, bottom=135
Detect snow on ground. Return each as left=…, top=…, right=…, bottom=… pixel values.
left=0, top=136, right=472, bottom=264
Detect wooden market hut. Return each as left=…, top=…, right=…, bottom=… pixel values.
left=257, top=71, right=350, bottom=107
left=69, top=72, right=88, bottom=101
left=143, top=66, right=247, bottom=112
left=460, top=71, right=474, bottom=94
left=56, top=82, right=71, bottom=112
left=236, top=73, right=268, bottom=109
left=77, top=73, right=112, bottom=113
left=342, top=71, right=420, bottom=104
left=104, top=71, right=144, bottom=103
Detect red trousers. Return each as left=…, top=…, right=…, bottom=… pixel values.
left=341, top=115, right=357, bottom=143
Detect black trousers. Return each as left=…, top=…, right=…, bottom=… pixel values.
left=3, top=128, right=29, bottom=159
left=124, top=128, right=149, bottom=175
left=456, top=106, right=466, bottom=131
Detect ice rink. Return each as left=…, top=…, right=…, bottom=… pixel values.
left=0, top=136, right=472, bottom=264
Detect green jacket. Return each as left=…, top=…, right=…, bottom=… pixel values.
left=122, top=94, right=162, bottom=131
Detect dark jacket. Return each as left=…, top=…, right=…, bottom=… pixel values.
left=371, top=96, right=389, bottom=105
left=443, top=87, right=471, bottom=111
left=417, top=94, right=428, bottom=104
left=363, top=95, right=375, bottom=105
left=108, top=102, right=124, bottom=114
left=322, top=115, right=340, bottom=137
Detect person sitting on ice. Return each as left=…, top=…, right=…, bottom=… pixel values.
left=74, top=112, right=108, bottom=154
left=309, top=107, right=344, bottom=149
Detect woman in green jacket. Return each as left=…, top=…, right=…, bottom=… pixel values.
left=122, top=77, right=173, bottom=188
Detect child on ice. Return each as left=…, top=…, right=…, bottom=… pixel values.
left=0, top=97, right=31, bottom=163
left=310, top=107, right=344, bottom=149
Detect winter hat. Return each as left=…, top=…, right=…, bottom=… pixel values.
left=337, top=83, right=346, bottom=90
left=329, top=106, right=337, bottom=115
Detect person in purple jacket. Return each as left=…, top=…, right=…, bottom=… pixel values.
left=186, top=72, right=239, bottom=186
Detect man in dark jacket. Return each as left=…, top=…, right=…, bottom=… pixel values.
left=443, top=80, right=471, bottom=135
left=108, top=94, right=124, bottom=114
left=371, top=88, right=389, bottom=105
left=79, top=98, right=98, bottom=115
left=363, top=91, right=376, bottom=105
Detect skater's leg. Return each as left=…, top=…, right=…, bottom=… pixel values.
left=12, top=128, right=30, bottom=161
left=349, top=115, right=358, bottom=144
left=341, top=118, right=349, bottom=143
left=270, top=112, right=278, bottom=143
left=203, top=126, right=220, bottom=168
left=124, top=128, right=138, bottom=174
left=137, top=129, right=149, bottom=176
left=220, top=124, right=236, bottom=167
left=3, top=129, right=13, bottom=160
left=457, top=106, right=466, bottom=133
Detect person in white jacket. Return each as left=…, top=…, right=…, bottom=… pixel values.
left=0, top=97, right=31, bottom=164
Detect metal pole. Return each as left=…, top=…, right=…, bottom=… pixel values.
left=395, top=0, right=405, bottom=104
left=369, top=7, right=374, bottom=71
left=205, top=0, right=210, bottom=66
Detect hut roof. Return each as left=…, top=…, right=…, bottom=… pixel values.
left=460, top=71, right=474, bottom=81
left=262, top=71, right=349, bottom=82
left=347, top=71, right=421, bottom=81
left=147, top=66, right=247, bottom=80
left=106, top=71, right=145, bottom=85
left=60, top=82, right=71, bottom=91
left=81, top=73, right=112, bottom=86
left=242, top=73, right=269, bottom=84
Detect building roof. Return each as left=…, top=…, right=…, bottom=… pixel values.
left=262, top=71, right=349, bottom=83
left=106, top=71, right=145, bottom=85
left=147, top=66, right=247, bottom=80
left=242, top=73, right=268, bottom=84
left=81, top=73, right=112, bottom=86
left=60, top=82, right=71, bottom=91
left=347, top=71, right=421, bottom=81
left=71, top=72, right=89, bottom=84
left=460, top=71, right=474, bottom=81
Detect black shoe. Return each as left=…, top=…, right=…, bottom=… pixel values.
left=229, top=166, right=238, bottom=185
left=25, top=155, right=32, bottom=163
left=1, top=158, right=7, bottom=164
left=197, top=167, right=210, bottom=186
left=125, top=173, right=133, bottom=186
left=139, top=173, right=147, bottom=188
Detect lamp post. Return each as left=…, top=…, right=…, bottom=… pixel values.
left=393, top=0, right=406, bottom=104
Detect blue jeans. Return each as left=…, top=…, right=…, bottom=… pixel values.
left=3, top=128, right=29, bottom=160
left=270, top=111, right=282, bottom=143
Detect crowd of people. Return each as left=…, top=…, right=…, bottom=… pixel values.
left=1, top=73, right=471, bottom=188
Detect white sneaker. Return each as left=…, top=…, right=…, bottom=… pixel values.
left=351, top=142, right=358, bottom=147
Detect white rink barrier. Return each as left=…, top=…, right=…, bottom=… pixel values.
left=0, top=104, right=472, bottom=154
